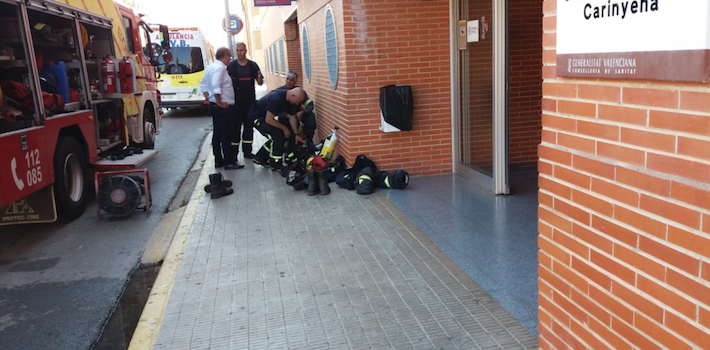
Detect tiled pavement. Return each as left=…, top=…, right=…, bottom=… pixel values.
left=150, top=158, right=537, bottom=350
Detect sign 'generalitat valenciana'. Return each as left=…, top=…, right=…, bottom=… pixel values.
left=557, top=0, right=710, bottom=82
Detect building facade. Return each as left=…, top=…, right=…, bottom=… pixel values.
left=246, top=0, right=710, bottom=348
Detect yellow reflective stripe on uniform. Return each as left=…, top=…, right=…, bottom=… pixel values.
left=230, top=142, right=239, bottom=146
left=267, top=138, right=279, bottom=159
left=358, top=175, right=372, bottom=184
left=384, top=177, right=391, bottom=188
left=243, top=140, right=253, bottom=144
left=304, top=98, right=313, bottom=106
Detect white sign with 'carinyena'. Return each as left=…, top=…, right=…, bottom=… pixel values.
left=557, top=0, right=710, bottom=82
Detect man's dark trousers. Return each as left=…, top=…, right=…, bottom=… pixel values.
left=210, top=103, right=236, bottom=166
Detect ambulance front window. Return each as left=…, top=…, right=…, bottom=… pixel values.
left=161, top=47, right=204, bottom=74
left=122, top=16, right=135, bottom=53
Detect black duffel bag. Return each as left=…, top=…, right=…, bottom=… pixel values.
left=355, top=167, right=375, bottom=195
left=336, top=171, right=356, bottom=190
left=375, top=170, right=409, bottom=189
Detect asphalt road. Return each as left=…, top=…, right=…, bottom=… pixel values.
left=0, top=107, right=212, bottom=350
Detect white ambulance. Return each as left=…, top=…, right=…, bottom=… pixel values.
left=151, top=27, right=214, bottom=108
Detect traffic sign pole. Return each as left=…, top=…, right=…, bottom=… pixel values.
left=223, top=0, right=234, bottom=55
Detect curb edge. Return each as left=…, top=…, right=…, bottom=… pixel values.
left=126, top=134, right=213, bottom=350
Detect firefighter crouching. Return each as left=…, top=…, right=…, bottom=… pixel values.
left=270, top=94, right=316, bottom=170
left=249, top=87, right=306, bottom=171
left=254, top=73, right=317, bottom=171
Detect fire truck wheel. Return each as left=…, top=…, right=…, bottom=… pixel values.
left=141, top=107, right=156, bottom=149
left=53, top=137, right=86, bottom=220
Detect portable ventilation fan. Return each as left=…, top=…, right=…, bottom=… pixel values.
left=97, top=175, right=144, bottom=217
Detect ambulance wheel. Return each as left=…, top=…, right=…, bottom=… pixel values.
left=141, top=107, right=156, bottom=149
left=53, top=137, right=86, bottom=220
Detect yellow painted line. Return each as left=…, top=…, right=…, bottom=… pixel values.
left=127, top=154, right=213, bottom=350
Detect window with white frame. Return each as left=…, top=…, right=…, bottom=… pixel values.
left=265, top=50, right=270, bottom=73
left=272, top=45, right=278, bottom=74
left=279, top=38, right=286, bottom=75
left=325, top=6, right=338, bottom=88
left=302, top=24, right=311, bottom=82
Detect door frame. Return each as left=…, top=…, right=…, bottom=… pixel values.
left=450, top=0, right=509, bottom=194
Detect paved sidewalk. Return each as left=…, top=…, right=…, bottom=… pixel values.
left=149, top=158, right=537, bottom=350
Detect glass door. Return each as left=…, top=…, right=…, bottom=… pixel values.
left=452, top=0, right=508, bottom=194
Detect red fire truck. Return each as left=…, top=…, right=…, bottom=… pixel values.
left=0, top=0, right=170, bottom=225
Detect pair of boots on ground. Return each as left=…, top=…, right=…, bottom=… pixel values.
left=204, top=173, right=233, bottom=199
left=307, top=171, right=330, bottom=196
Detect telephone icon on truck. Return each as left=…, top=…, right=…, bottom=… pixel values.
left=11, top=157, right=25, bottom=191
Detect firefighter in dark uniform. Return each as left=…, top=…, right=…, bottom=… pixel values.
left=249, top=87, right=306, bottom=171
left=278, top=72, right=317, bottom=149
left=227, top=42, right=263, bottom=160
left=254, top=72, right=317, bottom=168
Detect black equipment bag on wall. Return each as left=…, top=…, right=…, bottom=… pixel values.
left=379, top=85, right=413, bottom=131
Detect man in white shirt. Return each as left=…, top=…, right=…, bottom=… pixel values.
left=200, top=47, right=245, bottom=170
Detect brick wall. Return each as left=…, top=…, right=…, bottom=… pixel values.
left=284, top=20, right=303, bottom=86
left=298, top=0, right=451, bottom=175
left=258, top=4, right=298, bottom=90
left=539, top=1, right=710, bottom=349
left=297, top=1, right=350, bottom=156
left=253, top=0, right=450, bottom=175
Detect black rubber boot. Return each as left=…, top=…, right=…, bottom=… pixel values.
left=307, top=171, right=319, bottom=196
left=203, top=172, right=233, bottom=193
left=317, top=170, right=330, bottom=195
left=209, top=173, right=234, bottom=199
